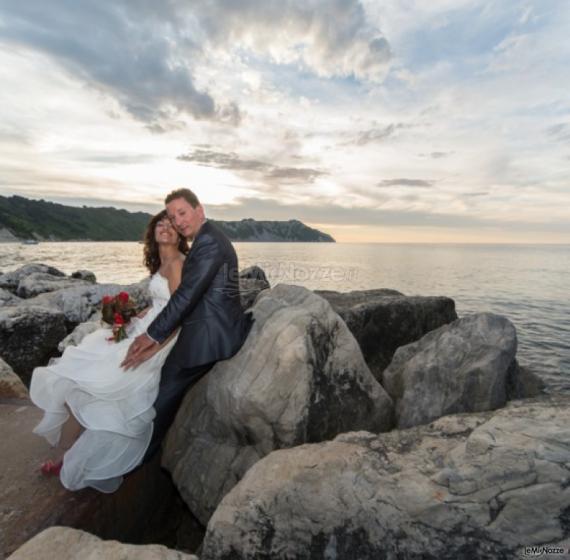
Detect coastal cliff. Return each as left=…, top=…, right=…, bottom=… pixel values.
left=0, top=195, right=335, bottom=242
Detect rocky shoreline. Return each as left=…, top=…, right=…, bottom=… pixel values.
left=1, top=262, right=567, bottom=560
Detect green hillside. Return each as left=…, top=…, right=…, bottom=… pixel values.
left=0, top=196, right=150, bottom=241
left=0, top=195, right=335, bottom=242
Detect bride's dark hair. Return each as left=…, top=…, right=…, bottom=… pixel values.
left=143, top=210, right=189, bottom=274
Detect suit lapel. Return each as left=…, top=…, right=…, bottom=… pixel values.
left=183, top=220, right=210, bottom=269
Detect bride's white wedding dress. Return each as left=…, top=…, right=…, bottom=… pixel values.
left=30, top=273, right=177, bottom=493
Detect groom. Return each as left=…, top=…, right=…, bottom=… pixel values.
left=122, top=188, right=252, bottom=460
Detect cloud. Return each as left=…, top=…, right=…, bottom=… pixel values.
left=266, top=167, right=326, bottom=183
left=349, top=123, right=414, bottom=146
left=0, top=0, right=390, bottom=132
left=353, top=123, right=407, bottom=145
left=546, top=123, right=570, bottom=144
left=0, top=2, right=218, bottom=129
left=206, top=195, right=570, bottom=233
left=377, top=179, right=434, bottom=188
left=177, top=148, right=326, bottom=184
left=177, top=149, right=271, bottom=172
left=419, top=151, right=452, bottom=159
left=193, top=0, right=391, bottom=82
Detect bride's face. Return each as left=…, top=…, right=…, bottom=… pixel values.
left=155, top=218, right=178, bottom=246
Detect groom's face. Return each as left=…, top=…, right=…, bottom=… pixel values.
left=166, top=197, right=204, bottom=240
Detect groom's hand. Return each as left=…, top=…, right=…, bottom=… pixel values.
left=121, top=333, right=158, bottom=370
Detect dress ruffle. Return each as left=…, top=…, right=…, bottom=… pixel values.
left=30, top=274, right=176, bottom=493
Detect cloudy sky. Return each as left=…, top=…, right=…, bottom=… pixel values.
left=0, top=0, right=569, bottom=242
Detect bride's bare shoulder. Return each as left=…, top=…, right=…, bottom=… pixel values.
left=163, top=256, right=184, bottom=293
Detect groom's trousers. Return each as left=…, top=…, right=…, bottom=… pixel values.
left=143, top=360, right=215, bottom=462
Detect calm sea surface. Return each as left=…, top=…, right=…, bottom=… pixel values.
left=1, top=242, right=569, bottom=394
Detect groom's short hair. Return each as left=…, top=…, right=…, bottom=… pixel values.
left=165, top=188, right=201, bottom=208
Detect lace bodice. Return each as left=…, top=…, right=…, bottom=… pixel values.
left=148, top=273, right=171, bottom=308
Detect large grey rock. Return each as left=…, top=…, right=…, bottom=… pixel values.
left=8, top=526, right=198, bottom=559
left=316, top=289, right=458, bottom=380
left=0, top=288, right=21, bottom=308
left=163, top=284, right=394, bottom=525
left=0, top=264, right=65, bottom=294
left=71, top=269, right=97, bottom=283
left=506, top=362, right=545, bottom=400
left=57, top=319, right=101, bottom=352
left=383, top=313, right=519, bottom=428
left=22, top=278, right=151, bottom=324
left=202, top=395, right=570, bottom=560
left=239, top=278, right=270, bottom=310
left=239, top=266, right=270, bottom=310
left=16, top=272, right=91, bottom=299
left=239, top=265, right=269, bottom=284
left=0, top=306, right=67, bottom=385
left=0, top=356, right=28, bottom=399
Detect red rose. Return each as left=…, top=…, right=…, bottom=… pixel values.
left=102, top=295, right=113, bottom=305
left=117, top=291, right=129, bottom=304
left=113, top=312, right=125, bottom=325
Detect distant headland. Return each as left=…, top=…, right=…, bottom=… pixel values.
left=0, top=195, right=335, bottom=243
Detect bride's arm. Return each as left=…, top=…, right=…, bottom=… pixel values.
left=166, top=259, right=184, bottom=295
left=154, top=259, right=184, bottom=349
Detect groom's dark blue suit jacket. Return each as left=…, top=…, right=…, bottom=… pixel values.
left=147, top=220, right=252, bottom=370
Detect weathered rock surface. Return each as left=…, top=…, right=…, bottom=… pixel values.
left=71, top=269, right=97, bottom=283
left=238, top=266, right=270, bottom=310
left=383, top=313, right=520, bottom=428
left=202, top=395, right=570, bottom=560
left=57, top=319, right=101, bottom=352
left=0, top=356, right=28, bottom=399
left=22, top=278, right=151, bottom=325
left=316, top=289, right=458, bottom=380
left=507, top=362, right=546, bottom=400
left=239, top=265, right=269, bottom=284
left=16, top=272, right=92, bottom=299
left=0, top=288, right=21, bottom=307
left=8, top=527, right=198, bottom=560
left=0, top=306, right=67, bottom=385
left=163, top=284, right=394, bottom=525
left=0, top=264, right=65, bottom=294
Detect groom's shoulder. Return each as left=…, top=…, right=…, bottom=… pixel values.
left=204, top=220, right=227, bottom=238
left=202, top=220, right=233, bottom=246
left=190, top=221, right=233, bottom=255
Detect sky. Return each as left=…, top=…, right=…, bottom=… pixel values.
left=0, top=0, right=569, bottom=243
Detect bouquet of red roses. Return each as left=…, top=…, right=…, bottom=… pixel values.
left=101, top=291, right=137, bottom=343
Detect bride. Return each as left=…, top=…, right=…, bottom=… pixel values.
left=30, top=210, right=188, bottom=493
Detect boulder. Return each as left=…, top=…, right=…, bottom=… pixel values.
left=0, top=264, right=65, bottom=294
left=162, top=284, right=394, bottom=525
left=383, top=313, right=519, bottom=428
left=316, top=289, right=457, bottom=380
left=239, top=278, right=270, bottom=310
left=239, top=266, right=270, bottom=310
left=16, top=272, right=92, bottom=299
left=57, top=319, right=101, bottom=352
left=201, top=395, right=570, bottom=560
left=0, top=357, right=28, bottom=399
left=0, top=306, right=67, bottom=385
left=0, top=288, right=21, bottom=307
left=506, top=362, right=545, bottom=400
left=239, top=265, right=269, bottom=284
left=22, top=278, right=151, bottom=325
left=71, top=269, right=97, bottom=283
left=8, top=527, right=198, bottom=560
